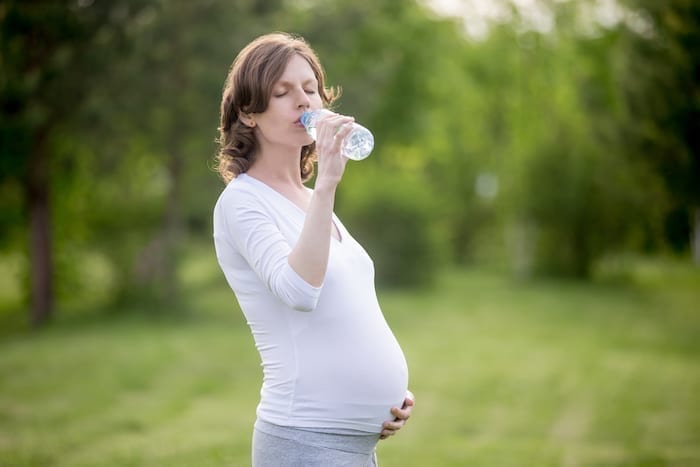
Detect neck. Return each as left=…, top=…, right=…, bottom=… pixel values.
left=247, top=142, right=305, bottom=188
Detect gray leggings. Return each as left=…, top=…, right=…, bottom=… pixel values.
left=252, top=419, right=379, bottom=467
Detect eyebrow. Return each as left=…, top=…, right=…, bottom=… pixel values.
left=274, top=78, right=318, bottom=88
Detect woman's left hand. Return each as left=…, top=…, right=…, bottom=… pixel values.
left=379, top=390, right=415, bottom=440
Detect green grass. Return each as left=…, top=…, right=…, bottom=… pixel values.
left=0, top=253, right=699, bottom=466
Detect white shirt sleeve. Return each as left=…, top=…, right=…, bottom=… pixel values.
left=218, top=189, right=322, bottom=312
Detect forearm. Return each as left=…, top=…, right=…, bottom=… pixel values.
left=288, top=111, right=353, bottom=287
left=287, top=183, right=336, bottom=287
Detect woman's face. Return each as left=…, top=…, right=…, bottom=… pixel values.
left=252, top=53, right=323, bottom=151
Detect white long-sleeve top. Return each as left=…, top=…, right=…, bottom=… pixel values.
left=213, top=174, right=409, bottom=434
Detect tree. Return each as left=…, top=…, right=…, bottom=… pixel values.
left=0, top=0, right=149, bottom=326
left=617, top=0, right=700, bottom=261
left=87, top=0, right=285, bottom=304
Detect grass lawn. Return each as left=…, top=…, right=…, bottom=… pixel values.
left=0, top=254, right=699, bottom=466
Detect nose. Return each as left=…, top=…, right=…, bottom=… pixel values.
left=296, top=87, right=310, bottom=108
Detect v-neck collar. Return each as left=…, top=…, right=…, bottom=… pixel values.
left=240, top=173, right=344, bottom=244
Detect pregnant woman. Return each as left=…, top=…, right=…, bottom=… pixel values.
left=213, top=32, right=414, bottom=466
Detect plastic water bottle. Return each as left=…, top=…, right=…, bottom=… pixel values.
left=300, top=109, right=374, bottom=161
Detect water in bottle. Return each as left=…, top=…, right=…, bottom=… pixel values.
left=300, top=109, right=374, bottom=161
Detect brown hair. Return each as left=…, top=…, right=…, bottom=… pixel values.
left=216, top=32, right=338, bottom=183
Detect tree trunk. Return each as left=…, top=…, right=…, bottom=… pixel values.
left=131, top=32, right=186, bottom=303
left=26, top=129, right=53, bottom=326
left=692, top=207, right=700, bottom=266
left=156, top=29, right=185, bottom=303
left=163, top=143, right=183, bottom=299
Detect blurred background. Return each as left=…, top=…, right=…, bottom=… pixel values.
left=1, top=0, right=698, bottom=465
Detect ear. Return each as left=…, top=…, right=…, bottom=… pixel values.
left=239, top=112, right=256, bottom=128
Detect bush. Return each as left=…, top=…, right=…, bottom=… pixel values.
left=511, top=129, right=657, bottom=278
left=338, top=172, right=445, bottom=289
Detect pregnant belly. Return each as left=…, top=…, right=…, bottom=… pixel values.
left=291, top=327, right=409, bottom=432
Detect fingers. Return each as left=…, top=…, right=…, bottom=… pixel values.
left=405, top=390, right=415, bottom=406
left=391, top=392, right=415, bottom=420
left=379, top=391, right=416, bottom=441
left=315, top=112, right=354, bottom=157
left=391, top=405, right=411, bottom=421
left=333, top=120, right=354, bottom=143
left=316, top=112, right=353, bottom=135
left=379, top=419, right=404, bottom=440
left=383, top=419, right=405, bottom=431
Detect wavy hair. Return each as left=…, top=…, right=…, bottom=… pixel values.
left=216, top=32, right=338, bottom=184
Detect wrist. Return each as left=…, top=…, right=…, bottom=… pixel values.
left=313, top=179, right=338, bottom=197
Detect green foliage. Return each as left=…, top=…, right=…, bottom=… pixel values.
left=616, top=0, right=700, bottom=251
left=339, top=168, right=446, bottom=288
left=2, top=0, right=699, bottom=323
left=0, top=0, right=157, bottom=323
left=464, top=20, right=669, bottom=277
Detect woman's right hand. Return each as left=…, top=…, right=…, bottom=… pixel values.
left=287, top=111, right=354, bottom=287
left=312, top=111, right=355, bottom=191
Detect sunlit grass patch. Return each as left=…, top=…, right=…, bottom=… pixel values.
left=0, top=256, right=698, bottom=466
